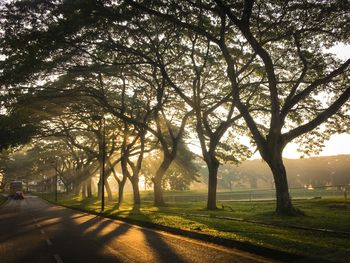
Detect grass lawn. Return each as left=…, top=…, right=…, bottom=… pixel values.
left=0, top=194, right=8, bottom=206
left=37, top=192, right=350, bottom=262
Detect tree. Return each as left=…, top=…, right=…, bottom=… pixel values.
left=0, top=102, right=39, bottom=151
left=2, top=0, right=350, bottom=215
left=0, top=114, right=37, bottom=151
left=103, top=18, right=252, bottom=209
left=126, top=0, right=350, bottom=215
left=142, top=138, right=200, bottom=191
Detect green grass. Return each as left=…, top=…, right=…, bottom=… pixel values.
left=0, top=194, right=8, bottom=206
left=135, top=188, right=345, bottom=202
left=37, top=192, right=350, bottom=262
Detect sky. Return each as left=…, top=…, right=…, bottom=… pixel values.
left=190, top=43, right=350, bottom=160
left=283, top=43, right=350, bottom=159
left=280, top=133, right=350, bottom=159
left=260, top=43, right=350, bottom=159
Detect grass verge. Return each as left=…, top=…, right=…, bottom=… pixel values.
left=0, top=194, right=8, bottom=206
left=37, top=192, right=350, bottom=262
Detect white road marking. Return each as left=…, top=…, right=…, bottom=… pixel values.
left=46, top=239, right=52, bottom=246
left=54, top=254, right=64, bottom=263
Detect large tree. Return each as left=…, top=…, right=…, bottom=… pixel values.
left=125, top=0, right=350, bottom=215
left=0, top=0, right=194, bottom=206
left=2, top=0, right=350, bottom=215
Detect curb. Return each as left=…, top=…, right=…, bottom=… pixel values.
left=0, top=194, right=10, bottom=207
left=37, top=196, right=336, bottom=263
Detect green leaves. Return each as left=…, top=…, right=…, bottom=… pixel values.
left=0, top=111, right=38, bottom=151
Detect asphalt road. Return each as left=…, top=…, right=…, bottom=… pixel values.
left=0, top=195, right=277, bottom=263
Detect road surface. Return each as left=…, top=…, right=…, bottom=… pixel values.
left=0, top=195, right=277, bottom=263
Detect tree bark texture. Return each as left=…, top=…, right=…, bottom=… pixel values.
left=153, top=157, right=173, bottom=206
left=87, top=177, right=92, bottom=198
left=131, top=177, right=141, bottom=205
left=97, top=179, right=102, bottom=198
left=82, top=182, right=87, bottom=199
left=73, top=182, right=81, bottom=196
left=206, top=157, right=220, bottom=210
left=105, top=179, right=113, bottom=202
left=117, top=176, right=127, bottom=206
left=268, top=154, right=297, bottom=215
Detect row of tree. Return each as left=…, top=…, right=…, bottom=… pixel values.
left=0, top=93, right=200, bottom=205
left=215, top=155, right=350, bottom=190
left=1, top=0, right=349, bottom=215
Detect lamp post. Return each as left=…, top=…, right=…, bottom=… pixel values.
left=93, top=115, right=106, bottom=212
left=55, top=164, right=58, bottom=202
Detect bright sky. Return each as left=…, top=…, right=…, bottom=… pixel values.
left=328, top=43, right=350, bottom=60
left=281, top=133, right=350, bottom=159
left=190, top=133, right=350, bottom=160
left=260, top=43, right=350, bottom=159
left=191, top=43, right=350, bottom=160
left=281, top=43, right=350, bottom=159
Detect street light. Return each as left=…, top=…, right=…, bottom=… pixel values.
left=92, top=114, right=106, bottom=212
left=55, top=164, right=58, bottom=202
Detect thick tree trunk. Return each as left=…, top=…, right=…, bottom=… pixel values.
left=73, top=182, right=81, bottom=196
left=268, top=155, right=297, bottom=215
left=87, top=178, right=92, bottom=198
left=97, top=179, right=102, bottom=198
left=97, top=134, right=104, bottom=198
left=206, top=157, right=220, bottom=210
left=131, top=178, right=141, bottom=205
left=153, top=157, right=172, bottom=206
left=153, top=177, right=164, bottom=206
left=51, top=177, right=55, bottom=192
left=105, top=179, right=113, bottom=202
left=117, top=176, right=127, bottom=206
left=82, top=182, right=87, bottom=199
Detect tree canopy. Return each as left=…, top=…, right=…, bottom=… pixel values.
left=0, top=0, right=349, bottom=214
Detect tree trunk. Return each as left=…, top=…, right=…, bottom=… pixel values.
left=87, top=178, right=92, bottom=198
left=117, top=176, right=127, bottom=206
left=268, top=155, right=297, bottom=215
left=82, top=182, right=87, bottom=199
left=97, top=179, right=102, bottom=198
left=73, top=182, right=81, bottom=196
left=206, top=157, right=220, bottom=210
left=51, top=177, right=55, bottom=192
left=105, top=179, right=113, bottom=202
left=153, top=177, right=165, bottom=206
left=131, top=177, right=141, bottom=205
left=153, top=157, right=172, bottom=206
